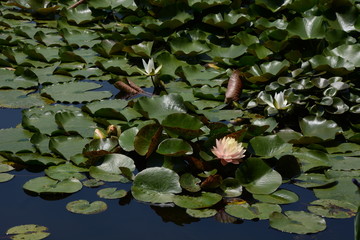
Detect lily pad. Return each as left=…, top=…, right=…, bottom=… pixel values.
left=308, top=199, right=357, bottom=218
left=186, top=208, right=217, bottom=218
left=97, top=188, right=127, bottom=199
left=89, top=154, right=135, bottom=182
left=131, top=167, right=181, bottom=204
left=236, top=158, right=282, bottom=194
left=249, top=135, right=292, bottom=158
left=225, top=202, right=281, bottom=220
left=269, top=211, right=327, bottom=234
left=173, top=192, right=222, bottom=209
left=23, top=176, right=82, bottom=194
left=66, top=200, right=107, bottom=215
left=6, top=224, right=50, bottom=240
left=42, top=81, right=112, bottom=103
left=156, top=138, right=193, bottom=156
left=253, top=189, right=299, bottom=204
left=299, top=116, right=341, bottom=140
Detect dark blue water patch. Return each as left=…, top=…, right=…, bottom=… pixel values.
left=0, top=108, right=23, bottom=129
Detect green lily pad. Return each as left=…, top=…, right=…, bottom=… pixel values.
left=250, top=135, right=292, bottom=158
left=180, top=173, right=201, bottom=193
left=23, top=176, right=82, bottom=194
left=66, top=200, right=107, bottom=215
left=134, top=94, right=187, bottom=122
left=55, top=112, right=98, bottom=138
left=131, top=167, right=181, bottom=204
left=173, top=192, right=222, bottom=209
left=269, top=211, right=327, bottom=234
left=82, top=179, right=104, bottom=188
left=162, top=113, right=204, bottom=139
left=45, top=163, right=88, bottom=181
left=225, top=202, right=281, bottom=220
left=0, top=128, right=34, bottom=153
left=294, top=173, right=335, bottom=188
left=156, top=138, right=193, bottom=157
left=0, top=173, right=14, bottom=183
left=42, top=81, right=112, bottom=103
left=6, top=224, right=50, bottom=240
left=308, top=199, right=357, bottom=218
left=89, top=154, right=135, bottom=182
left=119, top=127, right=139, bottom=152
left=236, top=158, right=282, bottom=194
left=314, top=178, right=360, bottom=206
left=253, top=189, right=299, bottom=204
left=287, top=16, right=326, bottom=39
left=134, top=123, right=163, bottom=157
left=0, top=90, right=50, bottom=108
left=97, top=188, right=127, bottom=199
left=49, top=136, right=90, bottom=160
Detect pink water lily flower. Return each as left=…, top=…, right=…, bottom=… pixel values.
left=211, top=137, right=246, bottom=166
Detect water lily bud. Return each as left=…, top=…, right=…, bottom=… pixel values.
left=211, top=137, right=246, bottom=166
left=107, top=125, right=121, bottom=137
left=94, top=129, right=106, bottom=139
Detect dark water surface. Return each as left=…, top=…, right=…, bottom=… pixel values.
left=0, top=107, right=354, bottom=240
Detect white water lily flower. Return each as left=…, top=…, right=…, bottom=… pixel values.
left=211, top=137, right=246, bottom=166
left=139, top=58, right=162, bottom=76
left=273, top=91, right=290, bottom=110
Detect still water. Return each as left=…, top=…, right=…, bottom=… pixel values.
left=0, top=109, right=354, bottom=240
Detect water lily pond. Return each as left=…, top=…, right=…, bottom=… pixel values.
left=0, top=0, right=359, bottom=239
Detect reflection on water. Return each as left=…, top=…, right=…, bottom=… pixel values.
left=0, top=108, right=355, bottom=240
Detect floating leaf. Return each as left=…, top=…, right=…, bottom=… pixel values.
left=89, top=154, right=135, bottom=182
left=308, top=199, right=357, bottom=218
left=0, top=128, right=34, bottom=153
left=225, top=202, right=281, bottom=220
left=253, top=189, right=299, bottom=204
left=97, top=188, right=127, bottom=199
left=287, top=16, right=326, bottom=39
left=269, top=211, right=326, bottom=234
left=45, top=163, right=88, bottom=181
left=235, top=158, right=282, bottom=194
left=23, top=176, right=82, bottom=194
left=134, top=123, right=163, bottom=157
left=66, top=200, right=107, bottom=214
left=299, top=116, right=341, bottom=140
left=174, top=192, right=222, bottom=209
left=42, top=81, right=112, bottom=103
left=6, top=224, right=50, bottom=240
left=49, top=136, right=89, bottom=160
left=134, top=94, right=187, bottom=122
left=0, top=173, right=14, bottom=183
left=0, top=90, right=50, bottom=109
left=249, top=135, right=292, bottom=158
left=162, top=113, right=204, bottom=139
left=156, top=138, right=193, bottom=157
left=131, top=167, right=181, bottom=204
left=180, top=173, right=201, bottom=193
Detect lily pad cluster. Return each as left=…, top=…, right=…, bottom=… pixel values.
left=0, top=0, right=359, bottom=236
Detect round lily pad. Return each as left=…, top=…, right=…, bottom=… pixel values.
left=173, top=192, right=222, bottom=209
left=131, top=167, right=181, bottom=204
left=253, top=189, right=299, bottom=204
left=82, top=179, right=105, bottom=188
left=97, top=188, right=127, bottom=199
left=66, top=200, right=107, bottom=215
left=23, top=176, right=82, bottom=194
left=0, top=173, right=15, bottom=183
left=307, top=199, right=357, bottom=218
left=269, top=211, right=327, bottom=234
left=225, top=202, right=281, bottom=220
left=6, top=224, right=50, bottom=240
left=180, top=173, right=201, bottom=192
